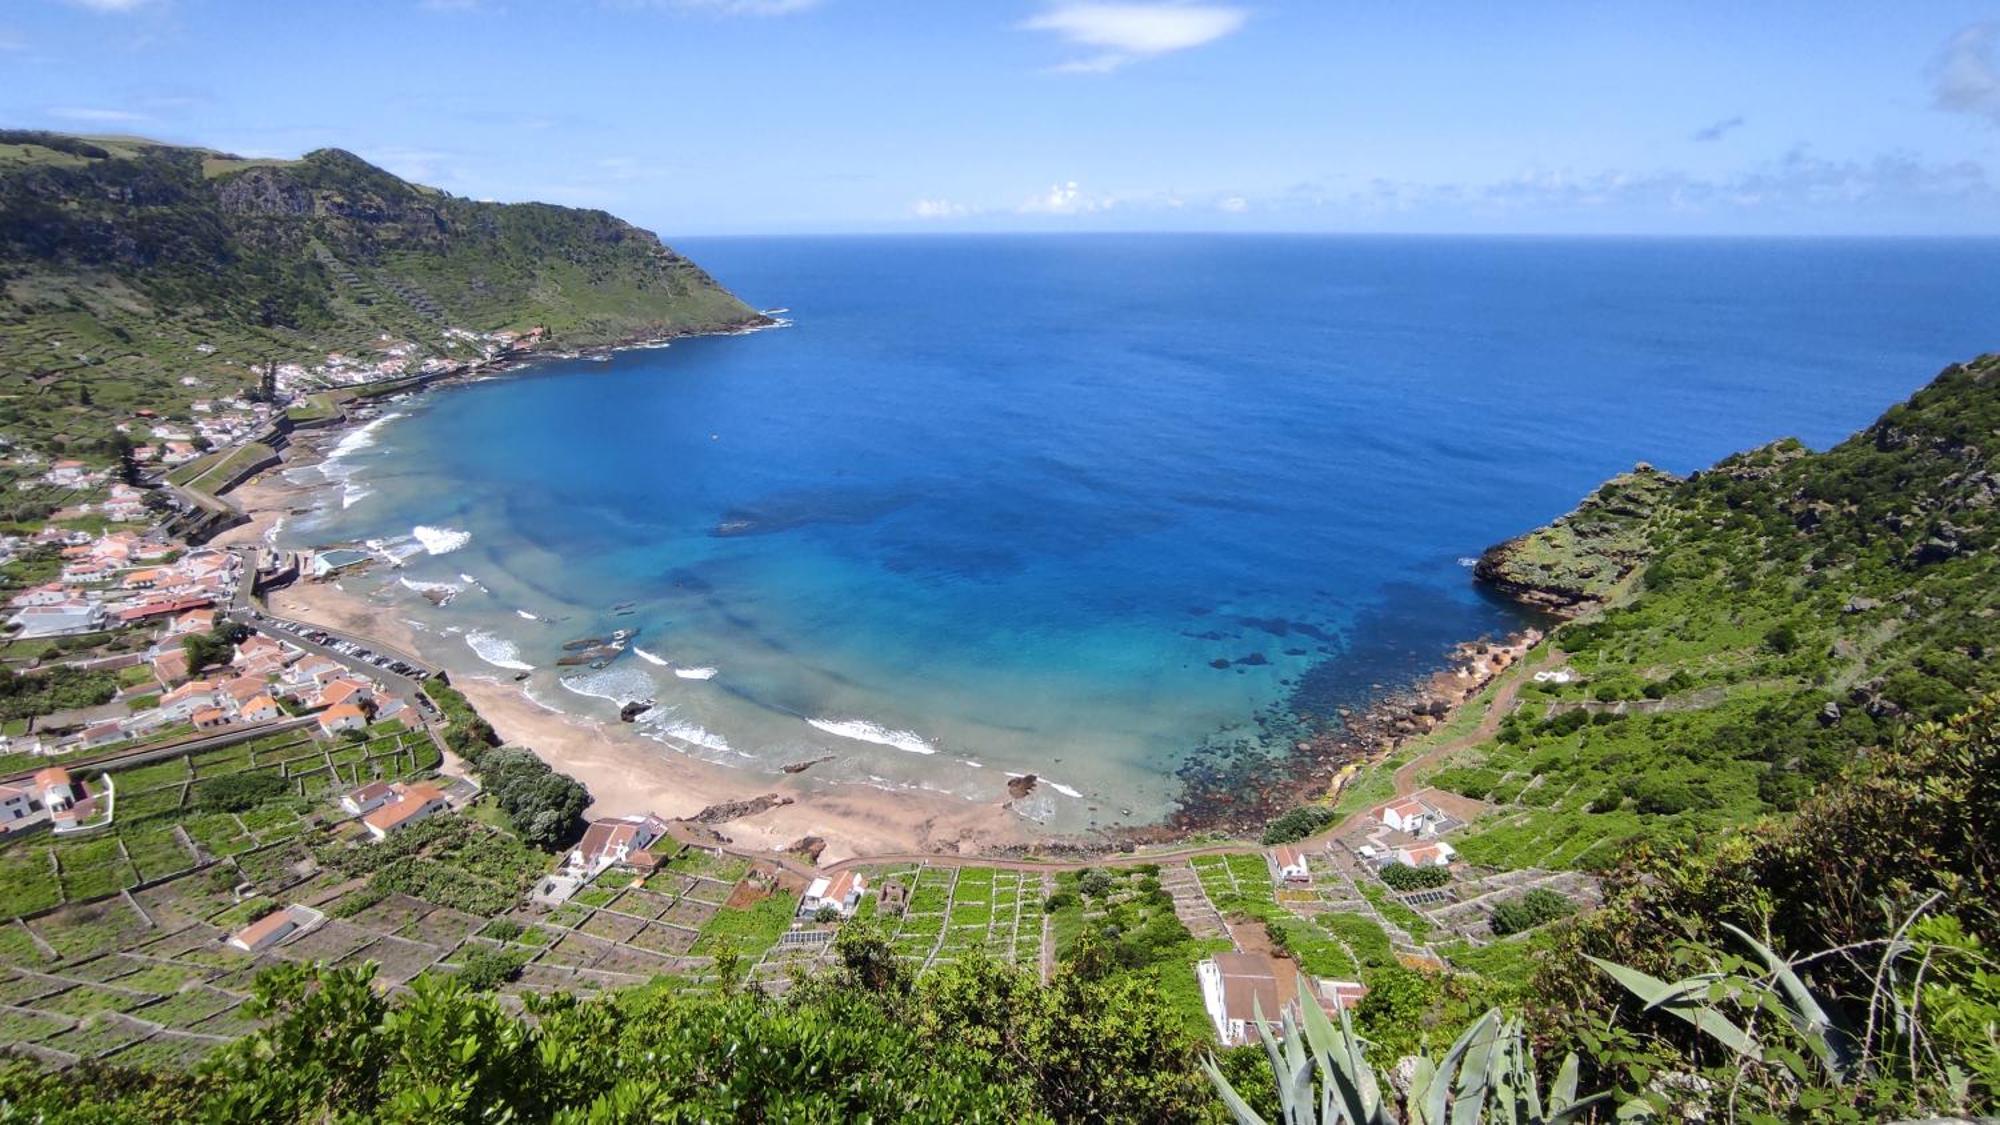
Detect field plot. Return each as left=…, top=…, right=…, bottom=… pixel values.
left=0, top=726, right=442, bottom=922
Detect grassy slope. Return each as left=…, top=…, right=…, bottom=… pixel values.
left=0, top=132, right=759, bottom=455
left=1443, top=354, right=2000, bottom=870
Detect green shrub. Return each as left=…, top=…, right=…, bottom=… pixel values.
left=1378, top=863, right=1450, bottom=891
left=1489, top=888, right=1575, bottom=936
left=1260, top=804, right=1335, bottom=844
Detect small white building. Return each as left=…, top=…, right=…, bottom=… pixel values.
left=1196, top=951, right=1367, bottom=1047
left=799, top=871, right=869, bottom=918
left=226, top=904, right=325, bottom=953
left=339, top=780, right=397, bottom=817
left=1271, top=846, right=1311, bottom=884
left=568, top=814, right=668, bottom=878
left=1392, top=841, right=1458, bottom=868
left=0, top=782, right=35, bottom=826
left=361, top=782, right=447, bottom=840
left=1374, top=796, right=1436, bottom=835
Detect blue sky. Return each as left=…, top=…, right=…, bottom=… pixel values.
left=6, top=1, right=2000, bottom=236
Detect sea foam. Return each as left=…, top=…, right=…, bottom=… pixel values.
left=633, top=647, right=669, bottom=666
left=559, top=665, right=656, bottom=705
left=807, top=717, right=938, bottom=755
left=412, top=525, right=471, bottom=555
left=673, top=666, right=718, bottom=680
left=465, top=629, right=533, bottom=672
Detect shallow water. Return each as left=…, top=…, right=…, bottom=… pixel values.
left=279, top=234, right=2000, bottom=832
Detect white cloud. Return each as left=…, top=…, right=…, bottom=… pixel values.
left=1018, top=180, right=1114, bottom=214
left=1023, top=2, right=1246, bottom=73
left=47, top=106, right=149, bottom=124
left=1215, top=194, right=1248, bottom=213
left=1934, top=23, right=2000, bottom=126
left=911, top=197, right=977, bottom=219
left=64, top=0, right=157, bottom=10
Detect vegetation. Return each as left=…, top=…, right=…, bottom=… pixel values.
left=1455, top=355, right=2000, bottom=868
left=1377, top=862, right=1450, bottom=891
left=0, top=663, right=117, bottom=721
left=1488, top=888, right=1575, bottom=936
left=457, top=744, right=589, bottom=849
left=1260, top=804, right=1336, bottom=844
left=0, top=134, right=760, bottom=453
left=191, top=770, right=289, bottom=813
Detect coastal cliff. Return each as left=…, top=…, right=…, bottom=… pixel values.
left=1471, top=464, right=1678, bottom=614
left=0, top=130, right=762, bottom=448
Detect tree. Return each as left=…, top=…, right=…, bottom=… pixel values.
left=111, top=433, right=139, bottom=486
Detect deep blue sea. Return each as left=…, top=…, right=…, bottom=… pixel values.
left=282, top=235, right=2000, bottom=832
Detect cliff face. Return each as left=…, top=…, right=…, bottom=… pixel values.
left=0, top=132, right=761, bottom=448
left=1472, top=465, right=1680, bottom=614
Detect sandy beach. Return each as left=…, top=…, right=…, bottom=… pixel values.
left=257, top=539, right=1037, bottom=864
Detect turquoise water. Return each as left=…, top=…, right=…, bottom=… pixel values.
left=280, top=235, right=2000, bottom=832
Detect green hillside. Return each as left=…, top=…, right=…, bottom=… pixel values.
left=0, top=129, right=761, bottom=452
left=1452, top=354, right=2000, bottom=868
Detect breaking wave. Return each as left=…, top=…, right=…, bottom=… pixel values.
left=412, top=525, right=471, bottom=555
left=558, top=665, right=655, bottom=705
left=633, top=647, right=669, bottom=666
left=465, top=629, right=533, bottom=672
left=807, top=717, right=938, bottom=755
left=673, top=666, right=718, bottom=680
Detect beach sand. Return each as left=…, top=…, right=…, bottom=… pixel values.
left=267, top=568, right=1036, bottom=865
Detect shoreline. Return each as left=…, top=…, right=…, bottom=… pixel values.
left=215, top=332, right=1534, bottom=864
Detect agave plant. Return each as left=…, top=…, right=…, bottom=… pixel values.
left=1587, top=921, right=1861, bottom=1085
left=1202, top=978, right=1611, bottom=1124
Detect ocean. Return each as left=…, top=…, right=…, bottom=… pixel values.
left=275, top=234, right=2000, bottom=833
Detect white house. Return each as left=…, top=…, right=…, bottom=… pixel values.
left=1392, top=841, right=1458, bottom=868
left=227, top=904, right=325, bottom=952
left=1374, top=796, right=1436, bottom=835
left=568, top=814, right=668, bottom=878
left=7, top=600, right=107, bottom=638
left=339, top=780, right=397, bottom=817
left=798, top=871, right=869, bottom=918
left=317, top=703, right=368, bottom=737
left=157, top=680, right=223, bottom=723
left=1196, top=952, right=1367, bottom=1047
left=361, top=782, right=447, bottom=840
left=1271, top=846, right=1311, bottom=884
left=0, top=782, right=34, bottom=826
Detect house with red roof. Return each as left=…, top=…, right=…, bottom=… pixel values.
left=1271, top=846, right=1311, bottom=884
left=567, top=814, right=668, bottom=878
left=226, top=904, right=324, bottom=953
left=317, top=703, right=368, bottom=737
left=361, top=782, right=447, bottom=840
left=799, top=871, right=869, bottom=918
left=158, top=679, right=222, bottom=722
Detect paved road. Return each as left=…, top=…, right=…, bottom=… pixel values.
left=226, top=607, right=432, bottom=703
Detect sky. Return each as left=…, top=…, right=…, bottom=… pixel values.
left=5, top=1, right=2000, bottom=236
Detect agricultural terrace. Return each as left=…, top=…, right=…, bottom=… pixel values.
left=0, top=722, right=439, bottom=921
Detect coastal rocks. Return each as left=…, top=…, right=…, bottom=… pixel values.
left=618, top=700, right=654, bottom=723
left=780, top=755, right=835, bottom=775
left=687, top=793, right=793, bottom=824
left=787, top=835, right=827, bottom=862
left=1007, top=774, right=1038, bottom=799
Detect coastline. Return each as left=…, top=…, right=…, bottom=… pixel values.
left=260, top=565, right=1039, bottom=865
left=212, top=326, right=1536, bottom=863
